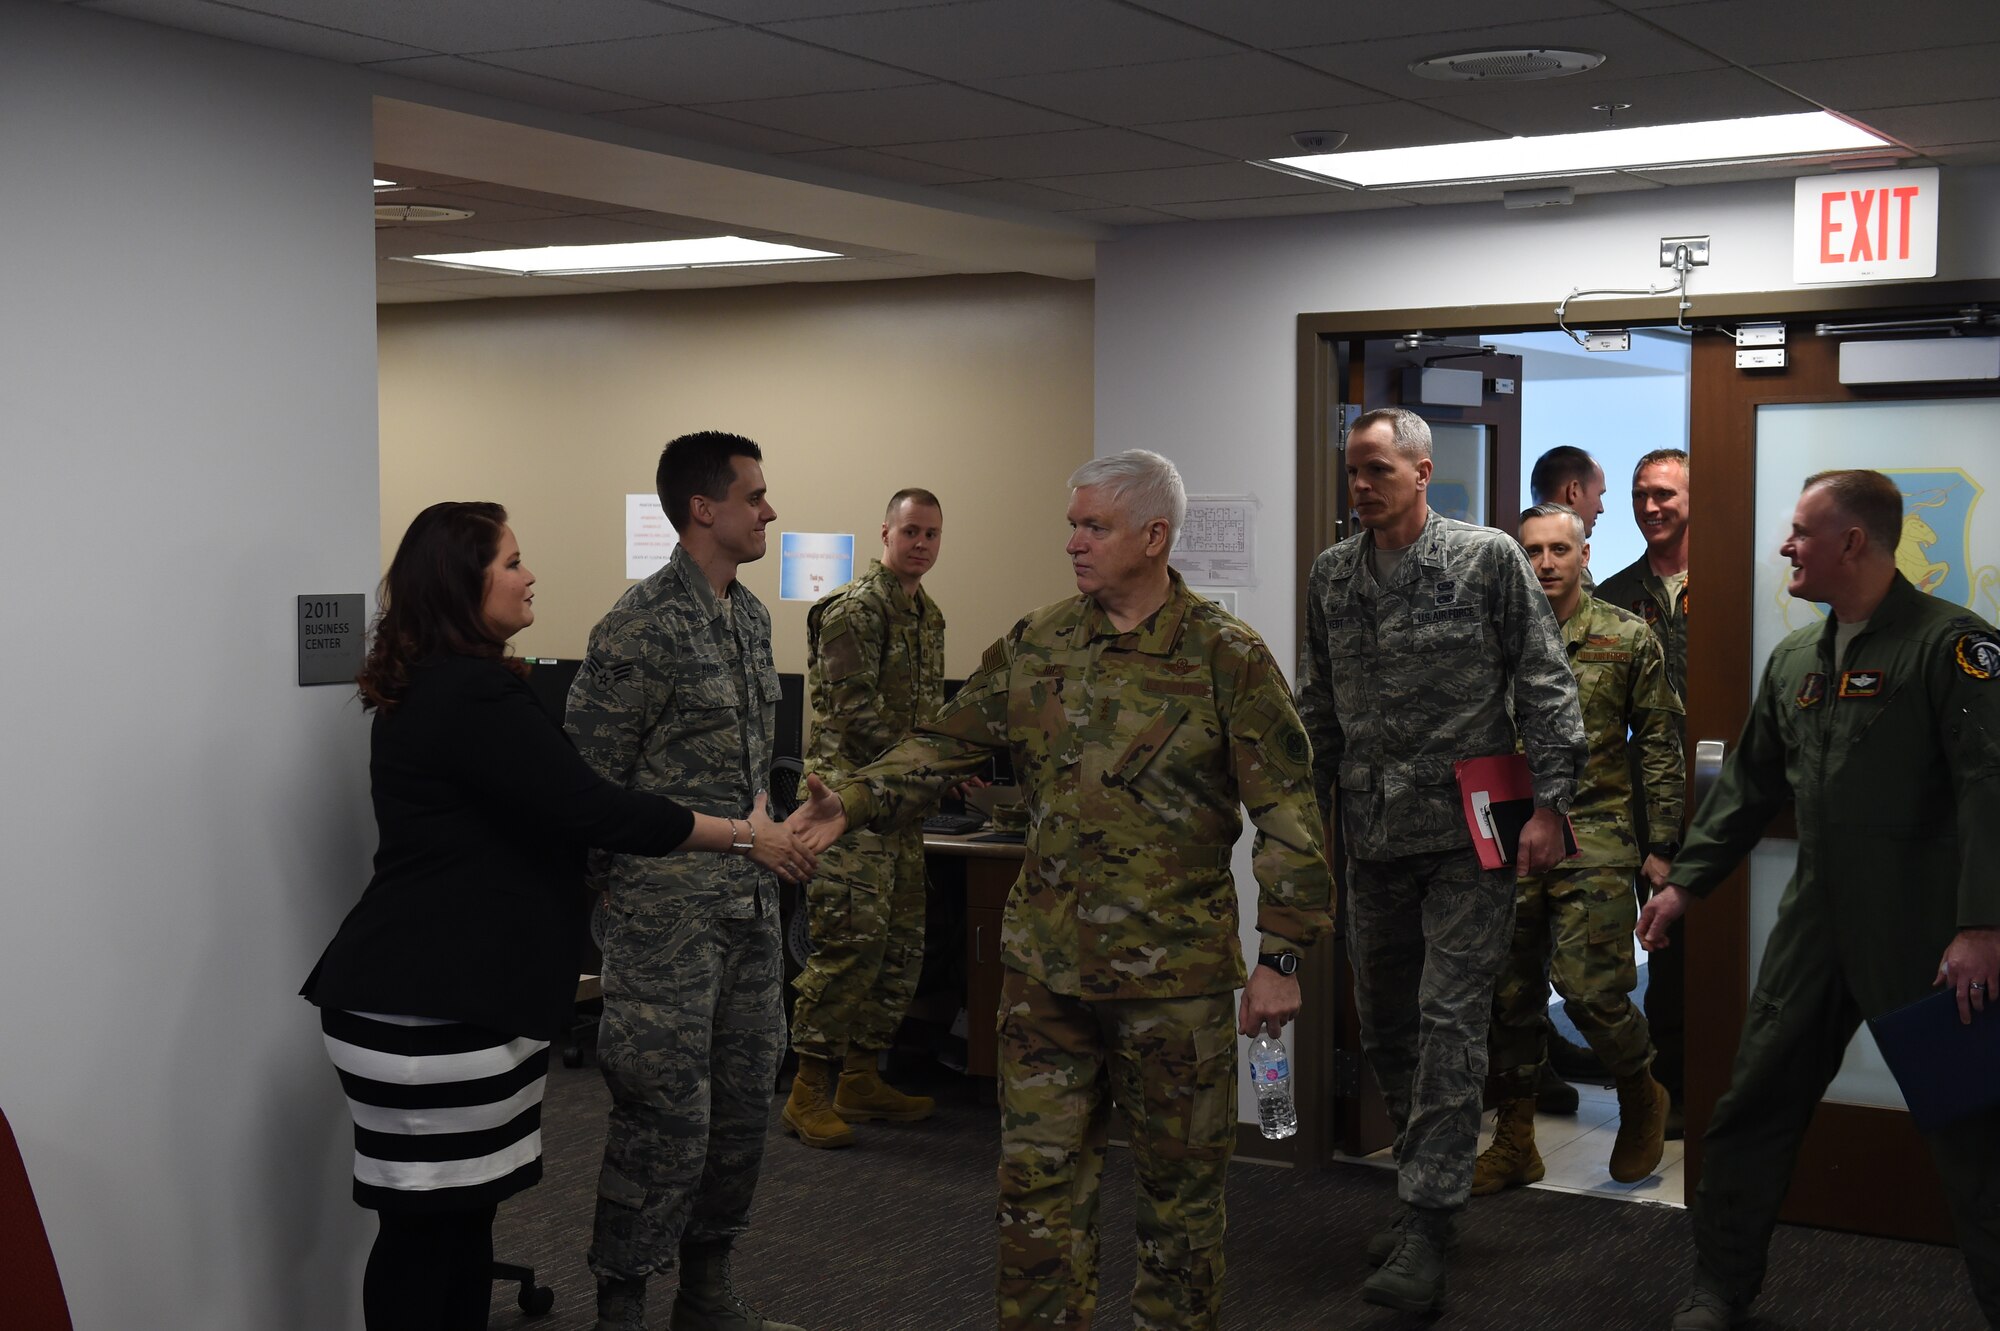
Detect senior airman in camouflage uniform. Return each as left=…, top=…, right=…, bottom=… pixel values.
left=791, top=450, right=1333, bottom=1331
left=782, top=489, right=950, bottom=1149
left=1474, top=504, right=1682, bottom=1198
left=568, top=431, right=806, bottom=1331
left=1299, top=408, right=1585, bottom=1314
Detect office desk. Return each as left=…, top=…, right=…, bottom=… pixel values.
left=923, top=832, right=1024, bottom=1078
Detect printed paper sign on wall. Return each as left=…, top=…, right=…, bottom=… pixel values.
left=781, top=532, right=854, bottom=601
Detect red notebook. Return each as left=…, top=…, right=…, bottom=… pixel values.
left=1454, top=753, right=1578, bottom=870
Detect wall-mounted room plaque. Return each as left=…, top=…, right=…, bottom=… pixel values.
left=298, top=594, right=365, bottom=686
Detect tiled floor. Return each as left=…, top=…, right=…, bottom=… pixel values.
left=1354, top=1079, right=1687, bottom=1209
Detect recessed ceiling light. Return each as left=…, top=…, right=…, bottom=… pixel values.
left=1409, top=47, right=1604, bottom=82
left=1262, top=111, right=1894, bottom=190
left=394, top=236, right=842, bottom=276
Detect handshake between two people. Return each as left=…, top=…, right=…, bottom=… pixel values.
left=738, top=774, right=853, bottom=885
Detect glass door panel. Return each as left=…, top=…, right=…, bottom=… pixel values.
left=1749, top=396, right=2000, bottom=1107
left=1427, top=421, right=1489, bottom=525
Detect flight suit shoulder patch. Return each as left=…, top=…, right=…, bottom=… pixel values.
left=1955, top=631, right=2000, bottom=681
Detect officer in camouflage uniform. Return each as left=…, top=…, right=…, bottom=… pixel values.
left=1643, top=471, right=2000, bottom=1331
left=1474, top=503, right=1681, bottom=1197
left=783, top=488, right=950, bottom=1149
left=789, top=450, right=1333, bottom=1331
left=1597, top=447, right=1692, bottom=1129
left=568, top=431, right=807, bottom=1331
left=1299, top=407, right=1585, bottom=1314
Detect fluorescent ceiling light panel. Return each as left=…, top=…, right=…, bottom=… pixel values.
left=373, top=177, right=396, bottom=187
left=399, top=236, right=842, bottom=276
left=1265, top=112, right=1891, bottom=189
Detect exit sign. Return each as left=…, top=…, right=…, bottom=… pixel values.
left=1793, top=167, right=1938, bottom=284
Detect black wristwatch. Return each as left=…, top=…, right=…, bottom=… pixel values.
left=1257, top=952, right=1300, bottom=976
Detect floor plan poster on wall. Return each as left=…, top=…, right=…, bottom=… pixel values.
left=1173, top=496, right=1257, bottom=586
left=626, top=493, right=678, bottom=579
left=780, top=531, right=855, bottom=601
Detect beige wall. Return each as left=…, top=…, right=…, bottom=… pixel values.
left=379, top=273, right=1094, bottom=677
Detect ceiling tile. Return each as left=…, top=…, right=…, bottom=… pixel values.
left=882, top=127, right=1225, bottom=176
left=1861, top=99, right=2000, bottom=151
left=400, top=215, right=700, bottom=249
left=372, top=165, right=480, bottom=189
left=768, top=0, right=1237, bottom=81
left=1619, top=158, right=1872, bottom=186
left=1137, top=101, right=1498, bottom=159
left=227, top=0, right=722, bottom=52
left=597, top=208, right=763, bottom=233
left=1417, top=67, right=1811, bottom=137
left=770, top=259, right=932, bottom=282
left=1757, top=44, right=2000, bottom=112
left=776, top=147, right=990, bottom=185
left=394, top=274, right=632, bottom=298
left=1126, top=0, right=1611, bottom=51
left=434, top=182, right=630, bottom=212
left=943, top=179, right=1115, bottom=210
left=1284, top=12, right=1723, bottom=103
left=376, top=285, right=484, bottom=304
left=477, top=26, right=928, bottom=104
left=593, top=105, right=842, bottom=154
left=1055, top=205, right=1187, bottom=225
left=1020, top=161, right=1334, bottom=205
left=1637, top=0, right=2000, bottom=66
left=670, top=0, right=953, bottom=22
left=376, top=188, right=568, bottom=223
left=697, top=83, right=1090, bottom=145
left=1157, top=191, right=1412, bottom=220
left=1920, top=142, right=2000, bottom=167
left=376, top=227, right=489, bottom=258
left=78, top=0, right=428, bottom=62
left=376, top=257, right=450, bottom=285
left=975, top=52, right=1377, bottom=124
left=364, top=55, right=660, bottom=114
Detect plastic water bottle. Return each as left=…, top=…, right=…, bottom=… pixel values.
left=1248, top=1032, right=1298, bottom=1140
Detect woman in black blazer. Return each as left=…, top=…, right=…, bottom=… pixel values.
left=303, top=501, right=814, bottom=1331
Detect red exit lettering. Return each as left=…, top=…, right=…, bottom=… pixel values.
left=1820, top=185, right=1922, bottom=264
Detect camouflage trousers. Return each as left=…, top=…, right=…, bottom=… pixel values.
left=588, top=910, right=785, bottom=1281
left=788, top=826, right=927, bottom=1058
left=995, top=967, right=1237, bottom=1331
left=1490, top=864, right=1653, bottom=1097
left=1347, top=849, right=1515, bottom=1211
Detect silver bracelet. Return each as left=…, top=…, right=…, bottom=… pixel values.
left=729, top=818, right=756, bottom=853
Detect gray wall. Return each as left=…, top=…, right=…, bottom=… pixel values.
left=0, top=4, right=379, bottom=1326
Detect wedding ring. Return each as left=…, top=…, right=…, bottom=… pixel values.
left=1973, top=981, right=1988, bottom=991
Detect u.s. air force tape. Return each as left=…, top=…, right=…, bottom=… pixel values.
left=1956, top=631, right=2000, bottom=681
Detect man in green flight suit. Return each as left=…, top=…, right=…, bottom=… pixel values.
left=789, top=449, right=1333, bottom=1331
left=1640, top=470, right=2000, bottom=1330
left=1475, top=503, right=1681, bottom=1197
left=783, top=488, right=951, bottom=1148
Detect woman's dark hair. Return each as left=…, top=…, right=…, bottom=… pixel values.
left=357, top=501, right=523, bottom=712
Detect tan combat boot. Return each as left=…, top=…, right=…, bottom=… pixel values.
left=835, top=1052, right=935, bottom=1122
left=1610, top=1069, right=1669, bottom=1183
left=781, top=1053, right=854, bottom=1149
left=1471, top=1097, right=1544, bottom=1195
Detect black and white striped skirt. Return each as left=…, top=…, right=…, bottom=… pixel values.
left=320, top=1008, right=549, bottom=1213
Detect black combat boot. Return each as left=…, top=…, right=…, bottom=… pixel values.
left=1361, top=1205, right=1454, bottom=1312
left=670, top=1244, right=806, bottom=1331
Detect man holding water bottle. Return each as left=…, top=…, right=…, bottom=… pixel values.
left=789, top=449, right=1332, bottom=1331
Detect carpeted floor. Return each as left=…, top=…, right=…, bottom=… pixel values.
left=490, top=1058, right=1984, bottom=1331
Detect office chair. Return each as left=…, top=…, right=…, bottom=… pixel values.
left=0, top=1105, right=74, bottom=1331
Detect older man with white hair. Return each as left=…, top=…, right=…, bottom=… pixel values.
left=790, top=449, right=1333, bottom=1331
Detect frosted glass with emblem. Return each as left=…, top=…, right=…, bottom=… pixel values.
left=1750, top=398, right=2000, bottom=1107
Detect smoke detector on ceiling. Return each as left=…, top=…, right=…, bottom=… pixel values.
left=375, top=204, right=475, bottom=224
left=1409, top=48, right=1605, bottom=82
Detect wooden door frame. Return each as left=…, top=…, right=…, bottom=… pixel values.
left=1292, top=279, right=2000, bottom=1183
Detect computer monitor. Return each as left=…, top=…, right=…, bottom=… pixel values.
left=522, top=656, right=583, bottom=722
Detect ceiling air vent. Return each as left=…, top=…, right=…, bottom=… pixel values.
left=1409, top=48, right=1605, bottom=82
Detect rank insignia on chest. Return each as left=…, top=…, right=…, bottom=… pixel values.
left=1795, top=673, right=1826, bottom=709
left=1956, top=631, right=2000, bottom=681
left=1837, top=669, right=1884, bottom=699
